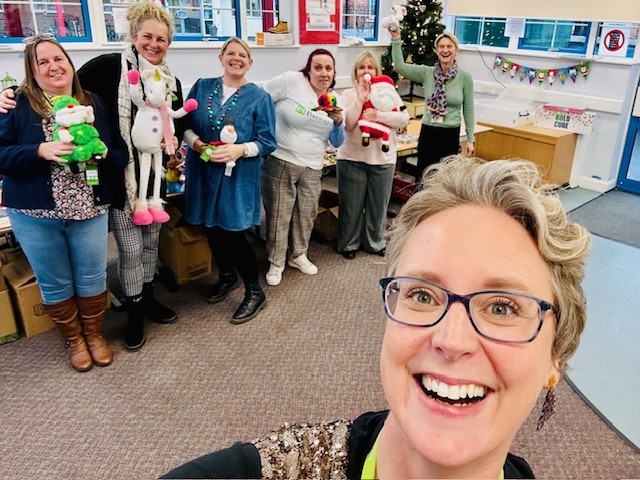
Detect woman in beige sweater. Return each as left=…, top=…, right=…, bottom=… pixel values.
left=336, top=52, right=409, bottom=259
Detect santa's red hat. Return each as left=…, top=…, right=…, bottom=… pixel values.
left=371, top=75, right=395, bottom=87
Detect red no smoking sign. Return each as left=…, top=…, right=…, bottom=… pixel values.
left=604, top=29, right=626, bottom=51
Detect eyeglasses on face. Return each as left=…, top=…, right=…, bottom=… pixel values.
left=379, top=276, right=558, bottom=344
left=22, top=33, right=56, bottom=45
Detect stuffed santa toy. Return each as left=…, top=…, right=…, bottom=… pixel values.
left=357, top=74, right=403, bottom=152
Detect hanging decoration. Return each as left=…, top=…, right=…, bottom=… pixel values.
left=493, top=55, right=590, bottom=87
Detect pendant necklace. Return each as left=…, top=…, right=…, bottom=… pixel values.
left=207, top=79, right=243, bottom=132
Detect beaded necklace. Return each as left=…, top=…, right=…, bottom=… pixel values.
left=206, top=78, right=244, bottom=132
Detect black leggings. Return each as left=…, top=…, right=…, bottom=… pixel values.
left=416, top=124, right=461, bottom=182
left=206, top=227, right=259, bottom=286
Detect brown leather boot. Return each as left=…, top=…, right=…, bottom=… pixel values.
left=45, top=297, right=93, bottom=372
left=77, top=291, right=113, bottom=367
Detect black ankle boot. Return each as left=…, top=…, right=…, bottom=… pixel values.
left=231, top=282, right=267, bottom=324
left=142, top=282, right=177, bottom=324
left=125, top=294, right=146, bottom=351
left=207, top=271, right=239, bottom=304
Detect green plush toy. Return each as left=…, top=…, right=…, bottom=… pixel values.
left=51, top=95, right=107, bottom=165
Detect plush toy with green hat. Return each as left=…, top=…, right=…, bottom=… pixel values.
left=51, top=95, right=108, bottom=170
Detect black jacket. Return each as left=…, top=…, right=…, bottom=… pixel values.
left=160, top=411, right=534, bottom=479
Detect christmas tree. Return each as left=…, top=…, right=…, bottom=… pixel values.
left=381, top=0, right=445, bottom=98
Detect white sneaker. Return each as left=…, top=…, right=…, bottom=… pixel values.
left=265, top=264, right=284, bottom=286
left=288, top=254, right=318, bottom=275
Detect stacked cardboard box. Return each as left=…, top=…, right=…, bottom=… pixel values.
left=313, top=190, right=339, bottom=242
left=0, top=270, right=18, bottom=345
left=158, top=202, right=212, bottom=285
left=2, top=253, right=54, bottom=338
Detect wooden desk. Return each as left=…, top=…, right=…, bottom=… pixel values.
left=396, top=119, right=493, bottom=157
left=475, top=122, right=577, bottom=185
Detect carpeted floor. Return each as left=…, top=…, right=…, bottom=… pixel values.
left=1, top=231, right=639, bottom=479
left=569, top=190, right=640, bottom=248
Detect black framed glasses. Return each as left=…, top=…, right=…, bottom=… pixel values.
left=22, top=33, right=56, bottom=45
left=379, top=276, right=558, bottom=344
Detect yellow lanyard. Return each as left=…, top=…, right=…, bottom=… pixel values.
left=360, top=435, right=379, bottom=480
left=360, top=435, right=505, bottom=480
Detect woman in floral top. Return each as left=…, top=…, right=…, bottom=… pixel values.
left=0, top=35, right=127, bottom=372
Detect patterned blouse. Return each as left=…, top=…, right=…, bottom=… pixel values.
left=18, top=114, right=108, bottom=220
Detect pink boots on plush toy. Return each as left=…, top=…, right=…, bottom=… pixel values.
left=132, top=202, right=170, bottom=225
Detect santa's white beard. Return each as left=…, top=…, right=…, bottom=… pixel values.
left=370, top=87, right=397, bottom=112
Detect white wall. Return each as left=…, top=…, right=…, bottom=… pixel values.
left=0, top=43, right=386, bottom=93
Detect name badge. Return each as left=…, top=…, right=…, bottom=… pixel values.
left=85, top=164, right=99, bottom=186
left=431, top=114, right=444, bottom=124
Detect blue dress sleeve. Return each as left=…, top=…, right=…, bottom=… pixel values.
left=329, top=122, right=346, bottom=148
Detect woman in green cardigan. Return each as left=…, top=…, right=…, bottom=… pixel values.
left=390, top=29, right=475, bottom=181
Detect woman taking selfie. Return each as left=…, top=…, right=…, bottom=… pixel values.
left=162, top=155, right=591, bottom=478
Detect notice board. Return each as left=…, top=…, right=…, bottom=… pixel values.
left=299, top=0, right=340, bottom=45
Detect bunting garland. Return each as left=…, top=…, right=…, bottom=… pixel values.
left=493, top=55, right=590, bottom=87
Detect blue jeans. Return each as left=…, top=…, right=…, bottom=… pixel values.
left=7, top=210, right=108, bottom=304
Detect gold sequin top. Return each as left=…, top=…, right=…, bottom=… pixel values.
left=254, top=419, right=352, bottom=479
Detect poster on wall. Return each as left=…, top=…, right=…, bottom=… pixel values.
left=299, top=0, right=340, bottom=44
left=598, top=23, right=631, bottom=58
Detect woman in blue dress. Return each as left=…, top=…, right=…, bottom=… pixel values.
left=182, top=37, right=277, bottom=324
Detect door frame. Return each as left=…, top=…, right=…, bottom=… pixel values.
left=617, top=116, right=640, bottom=194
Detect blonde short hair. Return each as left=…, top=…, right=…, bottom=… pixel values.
left=127, top=0, right=175, bottom=42
left=221, top=37, right=252, bottom=59
left=434, top=32, right=459, bottom=50
left=350, top=51, right=381, bottom=85
left=386, top=156, right=591, bottom=374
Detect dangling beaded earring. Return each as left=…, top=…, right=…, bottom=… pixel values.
left=536, top=375, right=557, bottom=430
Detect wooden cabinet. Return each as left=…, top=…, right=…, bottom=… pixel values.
left=402, top=98, right=425, bottom=118
left=475, top=122, right=577, bottom=185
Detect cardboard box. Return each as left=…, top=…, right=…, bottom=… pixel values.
left=313, top=190, right=339, bottom=242
left=2, top=255, right=54, bottom=337
left=0, top=271, right=19, bottom=345
left=0, top=246, right=23, bottom=265
left=256, top=32, right=294, bottom=46
left=392, top=172, right=417, bottom=203
left=158, top=203, right=212, bottom=285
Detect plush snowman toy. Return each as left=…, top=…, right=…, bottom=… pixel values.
left=199, top=124, right=238, bottom=177
left=357, top=74, right=404, bottom=152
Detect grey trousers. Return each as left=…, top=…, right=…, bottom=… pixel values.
left=262, top=155, right=323, bottom=268
left=336, top=160, right=394, bottom=253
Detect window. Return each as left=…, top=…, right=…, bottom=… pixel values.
left=101, top=0, right=278, bottom=43
left=0, top=0, right=92, bottom=43
left=243, top=0, right=279, bottom=41
left=519, top=19, right=591, bottom=54
left=454, top=17, right=508, bottom=48
left=342, top=0, right=378, bottom=42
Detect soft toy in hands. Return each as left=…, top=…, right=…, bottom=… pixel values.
left=52, top=95, right=107, bottom=172
left=312, top=92, right=342, bottom=112
left=199, top=123, right=239, bottom=177
left=128, top=67, right=198, bottom=225
left=166, top=144, right=186, bottom=194
left=381, top=0, right=407, bottom=33
left=357, top=74, right=404, bottom=152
